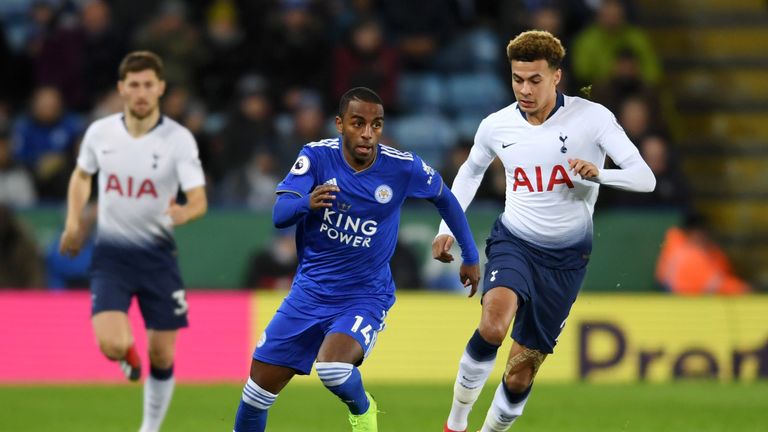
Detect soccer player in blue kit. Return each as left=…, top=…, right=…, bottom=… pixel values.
left=435, top=31, right=656, bottom=431
left=232, top=87, right=481, bottom=432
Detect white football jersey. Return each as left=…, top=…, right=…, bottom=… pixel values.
left=440, top=95, right=655, bottom=249
left=77, top=114, right=205, bottom=247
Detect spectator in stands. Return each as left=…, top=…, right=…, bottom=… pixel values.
left=133, top=0, right=206, bottom=88
left=571, top=0, right=661, bottom=88
left=0, top=127, right=36, bottom=207
left=591, top=47, right=662, bottom=116
left=656, top=213, right=751, bottom=295
left=256, top=0, right=331, bottom=108
left=0, top=204, right=44, bottom=288
left=276, top=90, right=327, bottom=171
left=213, top=74, right=277, bottom=183
left=332, top=17, right=399, bottom=109
left=218, top=149, right=280, bottom=210
left=80, top=0, right=127, bottom=108
left=197, top=0, right=249, bottom=112
left=46, top=204, right=96, bottom=290
left=244, top=227, right=297, bottom=290
left=380, top=0, right=460, bottom=70
left=600, top=135, right=691, bottom=210
left=12, top=85, right=82, bottom=200
left=617, top=94, right=663, bottom=144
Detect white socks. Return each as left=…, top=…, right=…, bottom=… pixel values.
left=479, top=383, right=530, bottom=432
left=139, top=376, right=175, bottom=432
left=446, top=351, right=496, bottom=431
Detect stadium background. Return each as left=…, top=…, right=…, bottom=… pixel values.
left=1, top=0, right=767, bottom=430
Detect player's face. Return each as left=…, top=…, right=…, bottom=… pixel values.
left=118, top=70, right=166, bottom=120
left=336, top=100, right=384, bottom=168
left=511, top=59, right=561, bottom=116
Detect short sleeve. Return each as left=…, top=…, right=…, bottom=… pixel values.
left=276, top=148, right=317, bottom=197
left=175, top=129, right=206, bottom=191
left=76, top=124, right=99, bottom=174
left=406, top=155, right=444, bottom=199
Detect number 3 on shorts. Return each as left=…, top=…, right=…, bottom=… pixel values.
left=351, top=315, right=373, bottom=345
left=172, top=289, right=189, bottom=316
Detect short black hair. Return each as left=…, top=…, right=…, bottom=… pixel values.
left=338, top=87, right=383, bottom=116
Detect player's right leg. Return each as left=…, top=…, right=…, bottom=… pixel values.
left=234, top=359, right=295, bottom=432
left=234, top=298, right=323, bottom=431
left=445, top=287, right=518, bottom=432
left=92, top=311, right=141, bottom=380
left=91, top=271, right=141, bottom=380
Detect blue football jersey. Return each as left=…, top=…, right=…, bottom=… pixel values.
left=276, top=137, right=444, bottom=307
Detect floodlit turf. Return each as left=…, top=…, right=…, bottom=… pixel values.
left=1, top=381, right=766, bottom=431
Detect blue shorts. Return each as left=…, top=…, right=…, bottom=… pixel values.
left=90, top=264, right=188, bottom=331
left=253, top=296, right=389, bottom=375
left=482, top=218, right=589, bottom=354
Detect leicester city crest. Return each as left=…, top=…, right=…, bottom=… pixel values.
left=374, top=184, right=393, bottom=204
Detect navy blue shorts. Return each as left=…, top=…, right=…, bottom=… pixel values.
left=253, top=296, right=389, bottom=375
left=90, top=264, right=188, bottom=331
left=482, top=218, right=589, bottom=354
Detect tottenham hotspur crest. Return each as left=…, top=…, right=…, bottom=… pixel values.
left=559, top=133, right=568, bottom=154
left=374, top=184, right=393, bottom=204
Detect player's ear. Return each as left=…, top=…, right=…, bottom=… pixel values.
left=335, top=116, right=343, bottom=134
left=158, top=80, right=166, bottom=97
left=553, top=68, right=562, bottom=86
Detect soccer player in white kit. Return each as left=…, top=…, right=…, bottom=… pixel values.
left=60, top=51, right=207, bottom=432
left=435, top=31, right=656, bottom=432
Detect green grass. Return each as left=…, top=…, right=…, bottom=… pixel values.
left=1, top=382, right=766, bottom=431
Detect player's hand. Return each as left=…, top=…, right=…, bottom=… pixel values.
left=568, top=158, right=599, bottom=179
left=59, top=223, right=84, bottom=257
left=432, top=234, right=455, bottom=263
left=166, top=198, right=189, bottom=225
left=460, top=263, right=481, bottom=297
left=309, top=184, right=339, bottom=210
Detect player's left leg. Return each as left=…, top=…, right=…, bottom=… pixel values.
left=139, top=329, right=178, bottom=432
left=318, top=309, right=386, bottom=431
left=480, top=342, right=545, bottom=432
left=135, top=267, right=188, bottom=432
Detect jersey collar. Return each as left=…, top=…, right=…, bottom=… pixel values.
left=338, top=136, right=380, bottom=175
left=120, top=113, right=165, bottom=135
left=517, top=91, right=565, bottom=122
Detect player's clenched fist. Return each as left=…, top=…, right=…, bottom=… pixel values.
left=309, top=184, right=340, bottom=210
left=568, top=158, right=599, bottom=179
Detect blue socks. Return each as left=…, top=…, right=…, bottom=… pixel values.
left=316, top=362, right=370, bottom=415
left=233, top=378, right=277, bottom=432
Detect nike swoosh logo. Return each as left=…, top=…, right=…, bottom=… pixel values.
left=101, top=149, right=115, bottom=154
left=501, top=142, right=515, bottom=148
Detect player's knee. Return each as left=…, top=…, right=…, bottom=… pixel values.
left=503, top=371, right=533, bottom=394
left=477, top=322, right=508, bottom=346
left=99, top=340, right=131, bottom=360
left=148, top=346, right=174, bottom=368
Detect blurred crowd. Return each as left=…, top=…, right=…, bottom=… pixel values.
left=1, top=0, right=715, bottom=291
left=0, top=0, right=691, bottom=211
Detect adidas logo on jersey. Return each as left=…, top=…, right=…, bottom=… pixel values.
left=324, top=178, right=338, bottom=186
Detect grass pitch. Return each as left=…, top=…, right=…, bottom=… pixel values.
left=1, top=382, right=765, bottom=431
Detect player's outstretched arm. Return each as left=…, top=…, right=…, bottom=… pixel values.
left=430, top=186, right=481, bottom=296
left=60, top=167, right=93, bottom=257
left=166, top=186, right=207, bottom=226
